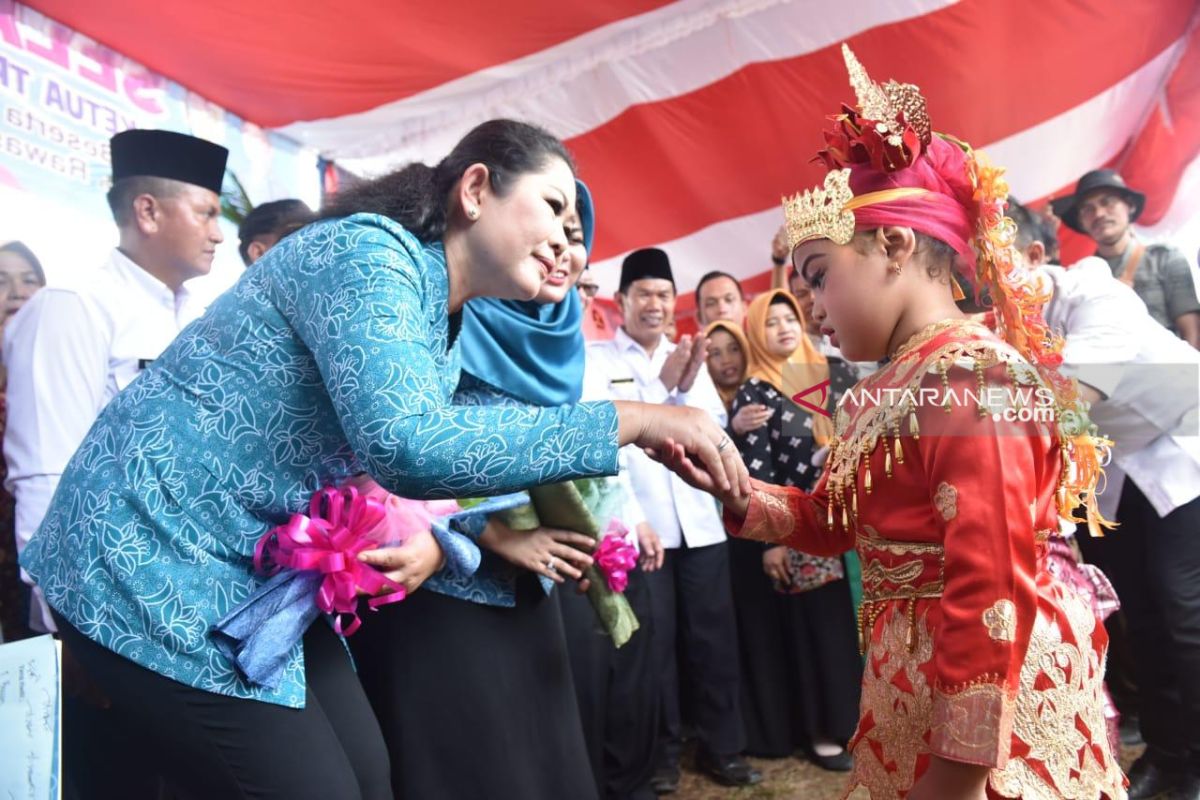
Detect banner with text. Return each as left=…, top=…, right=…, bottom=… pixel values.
left=0, top=0, right=319, bottom=291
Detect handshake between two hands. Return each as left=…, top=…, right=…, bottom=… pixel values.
left=643, top=435, right=750, bottom=518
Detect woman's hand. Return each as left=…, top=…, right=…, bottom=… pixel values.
left=636, top=522, right=665, bottom=572
left=616, top=401, right=750, bottom=498
left=906, top=756, right=990, bottom=800
left=731, top=403, right=773, bottom=434
left=357, top=528, right=446, bottom=595
left=812, top=444, right=831, bottom=468
left=647, top=439, right=751, bottom=520
left=762, top=546, right=793, bottom=586
left=479, top=518, right=595, bottom=584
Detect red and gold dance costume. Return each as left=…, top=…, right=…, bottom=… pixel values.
left=725, top=47, right=1126, bottom=799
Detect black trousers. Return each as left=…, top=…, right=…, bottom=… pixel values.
left=728, top=539, right=861, bottom=756
left=1078, top=481, right=1200, bottom=771
left=54, top=614, right=390, bottom=800
left=560, top=567, right=660, bottom=800
left=644, top=541, right=744, bottom=764
left=349, top=575, right=598, bottom=800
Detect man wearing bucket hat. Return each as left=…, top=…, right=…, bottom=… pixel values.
left=1052, top=168, right=1200, bottom=348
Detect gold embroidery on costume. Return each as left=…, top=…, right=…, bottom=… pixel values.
left=930, top=682, right=1012, bottom=766
left=741, top=489, right=795, bottom=543
left=982, top=599, right=1016, bottom=643
left=846, top=607, right=935, bottom=799
left=891, top=319, right=983, bottom=360
left=860, top=558, right=925, bottom=593
left=988, top=593, right=1126, bottom=800
left=934, top=482, right=958, bottom=521
left=824, top=323, right=1018, bottom=532
left=855, top=532, right=945, bottom=653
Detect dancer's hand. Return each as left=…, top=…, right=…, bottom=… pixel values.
left=358, top=528, right=446, bottom=595
left=616, top=402, right=750, bottom=498
left=731, top=403, right=772, bottom=434
left=478, top=519, right=594, bottom=584
left=763, top=546, right=793, bottom=586
left=636, top=523, right=664, bottom=572
left=906, top=757, right=988, bottom=800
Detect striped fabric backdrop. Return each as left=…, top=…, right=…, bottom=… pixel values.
left=29, top=0, right=1200, bottom=328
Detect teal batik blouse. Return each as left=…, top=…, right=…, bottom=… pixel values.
left=22, top=213, right=619, bottom=707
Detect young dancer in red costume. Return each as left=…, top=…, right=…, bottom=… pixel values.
left=659, top=46, right=1126, bottom=800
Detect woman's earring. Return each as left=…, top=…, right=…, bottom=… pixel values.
left=466, top=206, right=479, bottom=220
left=889, top=262, right=902, bottom=276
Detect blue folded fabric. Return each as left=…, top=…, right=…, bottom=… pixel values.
left=211, top=571, right=323, bottom=689
left=211, top=492, right=528, bottom=689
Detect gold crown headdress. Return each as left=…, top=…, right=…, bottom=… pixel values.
left=782, top=169, right=854, bottom=249
left=782, top=45, right=932, bottom=251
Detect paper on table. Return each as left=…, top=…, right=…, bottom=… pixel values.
left=0, top=635, right=61, bottom=800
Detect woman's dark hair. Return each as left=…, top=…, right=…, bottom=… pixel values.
left=238, top=199, right=316, bottom=265
left=320, top=120, right=575, bottom=242
left=0, top=240, right=46, bottom=286
left=1006, top=196, right=1060, bottom=262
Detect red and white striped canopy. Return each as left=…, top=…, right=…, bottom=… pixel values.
left=30, top=0, right=1200, bottom=326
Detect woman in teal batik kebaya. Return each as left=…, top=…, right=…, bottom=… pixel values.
left=21, top=120, right=747, bottom=800
left=351, top=179, right=629, bottom=800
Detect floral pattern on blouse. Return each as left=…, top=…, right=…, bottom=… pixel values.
left=21, top=214, right=619, bottom=707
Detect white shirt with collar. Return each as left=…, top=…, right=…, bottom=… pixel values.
left=584, top=327, right=728, bottom=550
left=3, top=248, right=202, bottom=631
left=1041, top=258, right=1200, bottom=521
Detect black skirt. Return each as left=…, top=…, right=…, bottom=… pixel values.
left=728, top=537, right=863, bottom=758
left=558, top=568, right=659, bottom=799
left=349, top=574, right=599, bottom=800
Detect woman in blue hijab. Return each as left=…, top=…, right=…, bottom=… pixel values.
left=351, top=181, right=615, bottom=800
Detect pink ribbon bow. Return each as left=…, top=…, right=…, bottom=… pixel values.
left=595, top=523, right=639, bottom=594
left=254, top=486, right=408, bottom=636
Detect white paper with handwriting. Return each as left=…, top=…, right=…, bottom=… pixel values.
left=0, top=635, right=61, bottom=800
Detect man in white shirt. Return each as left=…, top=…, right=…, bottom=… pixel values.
left=6, top=129, right=227, bottom=634
left=1010, top=201, right=1200, bottom=800
left=695, top=271, right=747, bottom=329
left=586, top=248, right=759, bottom=792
